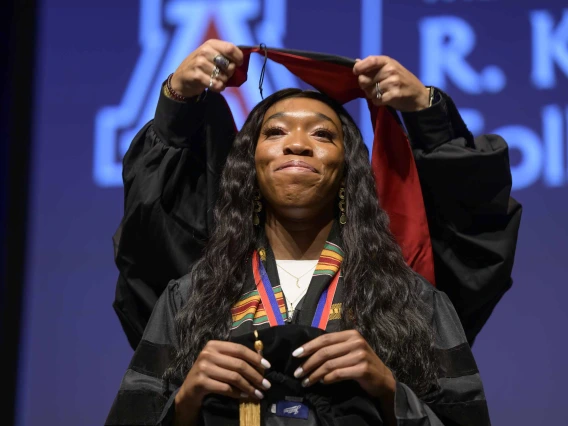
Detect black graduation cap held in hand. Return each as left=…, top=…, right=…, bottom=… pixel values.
left=226, top=46, right=435, bottom=285
left=201, top=324, right=386, bottom=426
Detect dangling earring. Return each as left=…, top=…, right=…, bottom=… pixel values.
left=338, top=186, right=346, bottom=225
left=253, top=191, right=262, bottom=226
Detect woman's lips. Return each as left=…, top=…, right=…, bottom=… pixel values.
left=275, top=160, right=318, bottom=173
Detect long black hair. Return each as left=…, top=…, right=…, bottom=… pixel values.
left=167, top=89, right=438, bottom=396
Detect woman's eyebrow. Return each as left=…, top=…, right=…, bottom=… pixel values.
left=263, top=111, right=339, bottom=130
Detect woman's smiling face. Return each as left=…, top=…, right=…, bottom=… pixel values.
left=255, top=97, right=345, bottom=220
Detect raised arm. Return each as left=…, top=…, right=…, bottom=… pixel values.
left=403, top=90, right=522, bottom=345
left=354, top=55, right=521, bottom=345
left=112, top=40, right=243, bottom=349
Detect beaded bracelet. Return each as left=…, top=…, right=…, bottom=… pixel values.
left=166, top=73, right=190, bottom=102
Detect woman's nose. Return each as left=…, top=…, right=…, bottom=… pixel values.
left=283, top=137, right=313, bottom=156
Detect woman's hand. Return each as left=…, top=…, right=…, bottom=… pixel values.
left=170, top=39, right=244, bottom=98
left=353, top=55, right=430, bottom=112
left=291, top=330, right=396, bottom=399
left=174, top=341, right=271, bottom=426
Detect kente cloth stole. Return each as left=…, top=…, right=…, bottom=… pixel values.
left=230, top=241, right=344, bottom=331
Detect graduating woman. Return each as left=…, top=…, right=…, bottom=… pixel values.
left=105, top=41, right=502, bottom=425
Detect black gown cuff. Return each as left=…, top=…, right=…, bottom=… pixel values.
left=394, top=381, right=429, bottom=421
left=153, top=83, right=206, bottom=148
left=401, top=88, right=465, bottom=152
left=156, top=387, right=180, bottom=425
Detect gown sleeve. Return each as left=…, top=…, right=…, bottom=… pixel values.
left=394, top=278, right=491, bottom=425
left=104, top=277, right=189, bottom=425
left=402, top=90, right=523, bottom=345
left=112, top=87, right=236, bottom=349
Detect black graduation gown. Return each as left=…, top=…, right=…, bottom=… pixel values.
left=105, top=235, right=490, bottom=425
left=112, top=83, right=522, bottom=350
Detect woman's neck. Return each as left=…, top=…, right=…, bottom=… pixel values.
left=264, top=209, right=334, bottom=260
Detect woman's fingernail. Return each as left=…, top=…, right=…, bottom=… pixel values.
left=262, top=379, right=271, bottom=389
left=301, top=378, right=310, bottom=388
left=254, top=389, right=264, bottom=399
left=292, top=347, right=304, bottom=357
left=240, top=392, right=248, bottom=398
left=293, top=367, right=303, bottom=378
left=261, top=358, right=271, bottom=369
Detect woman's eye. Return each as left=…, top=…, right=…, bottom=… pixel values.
left=314, top=129, right=335, bottom=140
left=262, top=127, right=286, bottom=138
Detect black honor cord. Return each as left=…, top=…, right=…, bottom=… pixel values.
left=258, top=43, right=268, bottom=99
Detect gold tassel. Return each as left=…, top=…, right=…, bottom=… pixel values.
left=239, top=330, right=263, bottom=426
left=239, top=401, right=261, bottom=426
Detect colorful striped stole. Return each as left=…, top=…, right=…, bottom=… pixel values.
left=230, top=241, right=344, bottom=331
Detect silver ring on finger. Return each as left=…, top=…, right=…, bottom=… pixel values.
left=375, top=82, right=383, bottom=100
left=213, top=54, right=230, bottom=71
left=209, top=66, right=220, bottom=89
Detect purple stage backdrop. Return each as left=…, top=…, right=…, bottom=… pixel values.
left=16, top=1, right=568, bottom=425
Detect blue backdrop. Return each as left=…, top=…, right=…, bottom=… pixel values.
left=16, top=1, right=568, bottom=425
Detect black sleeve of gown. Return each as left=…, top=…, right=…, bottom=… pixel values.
left=112, top=88, right=236, bottom=349
left=105, top=277, right=190, bottom=425
left=394, top=278, right=491, bottom=425
left=402, top=90, right=523, bottom=345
